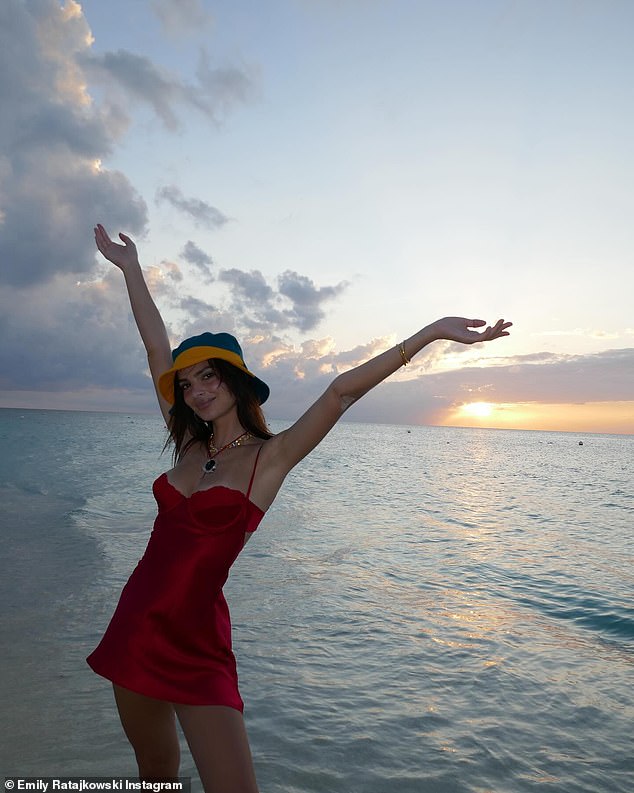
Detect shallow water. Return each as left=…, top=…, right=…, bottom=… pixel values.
left=1, top=408, right=632, bottom=792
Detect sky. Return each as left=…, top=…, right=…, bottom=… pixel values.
left=0, top=0, right=632, bottom=434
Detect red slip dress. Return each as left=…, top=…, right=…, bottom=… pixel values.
left=86, top=446, right=264, bottom=712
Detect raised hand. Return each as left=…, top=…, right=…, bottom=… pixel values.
left=94, top=223, right=139, bottom=271
left=432, top=317, right=512, bottom=345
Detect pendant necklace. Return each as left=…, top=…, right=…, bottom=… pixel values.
left=202, top=430, right=252, bottom=474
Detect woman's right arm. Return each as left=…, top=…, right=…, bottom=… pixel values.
left=94, top=224, right=173, bottom=425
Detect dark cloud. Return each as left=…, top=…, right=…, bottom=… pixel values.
left=0, top=273, right=151, bottom=394
left=82, top=48, right=254, bottom=129
left=218, top=267, right=349, bottom=333
left=448, top=348, right=634, bottom=404
left=219, top=268, right=274, bottom=303
left=0, top=1, right=347, bottom=412
left=176, top=297, right=236, bottom=338
left=157, top=186, right=229, bottom=229
left=178, top=295, right=218, bottom=318
left=0, top=0, right=147, bottom=287
left=278, top=270, right=349, bottom=332
left=83, top=49, right=183, bottom=130
left=218, top=268, right=286, bottom=331
left=150, top=0, right=212, bottom=35
left=180, top=241, right=214, bottom=281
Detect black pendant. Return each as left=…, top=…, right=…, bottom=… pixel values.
left=202, top=458, right=216, bottom=474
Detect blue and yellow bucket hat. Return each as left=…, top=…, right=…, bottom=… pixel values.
left=158, top=332, right=270, bottom=405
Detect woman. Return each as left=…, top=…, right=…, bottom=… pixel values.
left=87, top=224, right=511, bottom=792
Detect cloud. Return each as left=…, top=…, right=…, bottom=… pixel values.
left=341, top=347, right=634, bottom=425
left=143, top=263, right=184, bottom=303
left=219, top=268, right=288, bottom=331
left=457, top=348, right=634, bottom=404
left=0, top=1, right=348, bottom=413
left=534, top=328, right=620, bottom=340
left=249, top=345, right=634, bottom=424
left=2, top=267, right=632, bottom=431
left=0, top=273, right=151, bottom=394
left=159, top=260, right=184, bottom=283
left=180, top=241, right=214, bottom=281
left=220, top=268, right=275, bottom=302
left=178, top=295, right=219, bottom=319
left=195, top=50, right=255, bottom=115
left=218, top=268, right=349, bottom=333
left=175, top=296, right=237, bottom=340
left=477, top=351, right=561, bottom=366
left=0, top=0, right=147, bottom=287
left=238, top=334, right=448, bottom=422
left=82, top=47, right=254, bottom=130
left=277, top=270, right=349, bottom=332
left=157, top=185, right=229, bottom=229
left=150, top=0, right=212, bottom=35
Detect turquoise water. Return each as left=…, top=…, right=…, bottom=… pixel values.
left=1, top=408, right=632, bottom=792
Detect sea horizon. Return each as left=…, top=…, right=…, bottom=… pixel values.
left=1, top=404, right=631, bottom=437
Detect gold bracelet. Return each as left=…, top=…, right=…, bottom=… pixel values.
left=398, top=341, right=410, bottom=366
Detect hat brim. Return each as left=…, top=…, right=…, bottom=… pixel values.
left=158, top=346, right=270, bottom=405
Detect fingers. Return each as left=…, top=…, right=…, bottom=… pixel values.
left=93, top=225, right=134, bottom=249
left=469, top=319, right=513, bottom=341
left=94, top=223, right=111, bottom=248
left=499, top=320, right=512, bottom=337
left=488, top=319, right=512, bottom=339
left=94, top=227, right=106, bottom=253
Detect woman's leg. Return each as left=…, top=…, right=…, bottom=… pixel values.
left=174, top=704, right=259, bottom=793
left=113, top=684, right=181, bottom=780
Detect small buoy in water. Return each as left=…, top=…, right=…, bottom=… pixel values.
left=579, top=441, right=583, bottom=445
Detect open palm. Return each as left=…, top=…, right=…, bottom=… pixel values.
left=94, top=223, right=138, bottom=270
left=435, top=317, right=512, bottom=345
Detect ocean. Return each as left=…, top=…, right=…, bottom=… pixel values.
left=1, top=407, right=632, bottom=792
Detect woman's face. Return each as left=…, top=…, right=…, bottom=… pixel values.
left=176, top=360, right=236, bottom=422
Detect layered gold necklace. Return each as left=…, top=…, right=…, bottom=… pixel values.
left=202, top=431, right=252, bottom=475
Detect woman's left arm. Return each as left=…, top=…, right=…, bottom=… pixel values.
left=266, top=317, right=511, bottom=473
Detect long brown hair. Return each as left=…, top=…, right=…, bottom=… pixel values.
left=166, top=358, right=273, bottom=463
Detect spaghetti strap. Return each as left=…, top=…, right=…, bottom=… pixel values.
left=246, top=444, right=263, bottom=499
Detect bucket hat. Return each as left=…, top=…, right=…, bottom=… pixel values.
left=158, top=332, right=270, bottom=405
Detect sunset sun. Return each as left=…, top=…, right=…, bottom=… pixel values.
left=460, top=401, right=494, bottom=418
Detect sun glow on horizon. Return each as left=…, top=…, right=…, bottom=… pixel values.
left=459, top=401, right=494, bottom=418
left=441, top=401, right=634, bottom=434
